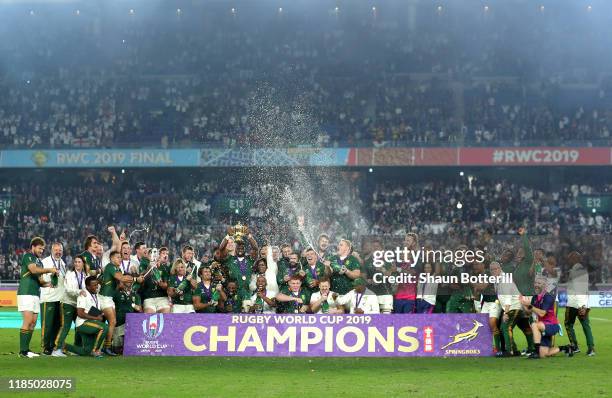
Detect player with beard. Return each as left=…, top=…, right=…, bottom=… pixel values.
left=81, top=235, right=101, bottom=277
left=193, top=267, right=222, bottom=313
left=219, top=281, right=247, bottom=313
left=278, top=244, right=293, bottom=271
left=18, top=237, right=57, bottom=358
left=168, top=259, right=197, bottom=313
left=220, top=232, right=258, bottom=295
left=181, top=245, right=202, bottom=281
left=142, top=247, right=171, bottom=314
left=520, top=276, right=563, bottom=359
left=221, top=235, right=257, bottom=292
left=40, top=242, right=66, bottom=355
left=317, top=234, right=334, bottom=261
left=278, top=253, right=306, bottom=291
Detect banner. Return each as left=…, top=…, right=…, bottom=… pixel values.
left=0, top=288, right=17, bottom=307
left=0, top=149, right=201, bottom=168
left=588, top=291, right=612, bottom=308
left=124, top=313, right=492, bottom=357
left=2, top=147, right=609, bottom=168
left=349, top=147, right=612, bottom=167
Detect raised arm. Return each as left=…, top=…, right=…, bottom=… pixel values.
left=108, top=226, right=122, bottom=253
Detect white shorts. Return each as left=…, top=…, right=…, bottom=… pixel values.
left=18, top=295, right=40, bottom=313
left=144, top=297, right=171, bottom=312
left=481, top=301, right=501, bottom=318
left=377, top=295, right=393, bottom=311
left=99, top=295, right=115, bottom=311
left=172, top=304, right=195, bottom=314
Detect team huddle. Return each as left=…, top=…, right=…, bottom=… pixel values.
left=16, top=224, right=595, bottom=359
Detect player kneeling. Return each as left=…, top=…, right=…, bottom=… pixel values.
left=520, top=276, right=563, bottom=359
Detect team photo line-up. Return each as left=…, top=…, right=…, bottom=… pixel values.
left=16, top=223, right=595, bottom=359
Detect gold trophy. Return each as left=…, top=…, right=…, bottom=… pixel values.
left=229, top=222, right=249, bottom=242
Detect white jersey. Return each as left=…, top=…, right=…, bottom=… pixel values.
left=567, top=263, right=589, bottom=309
left=76, top=291, right=101, bottom=327
left=40, top=256, right=66, bottom=303
left=250, top=291, right=276, bottom=314
left=336, top=288, right=380, bottom=314
left=119, top=258, right=139, bottom=274
left=62, top=270, right=87, bottom=306
left=310, top=291, right=340, bottom=314
left=494, top=272, right=522, bottom=311
left=416, top=276, right=438, bottom=305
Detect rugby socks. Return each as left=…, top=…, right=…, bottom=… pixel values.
left=20, top=329, right=33, bottom=352
left=493, top=330, right=501, bottom=351
left=578, top=317, right=595, bottom=349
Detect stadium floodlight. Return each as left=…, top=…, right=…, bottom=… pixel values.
left=121, top=169, right=126, bottom=174
left=459, top=171, right=464, bottom=177
left=368, top=168, right=373, bottom=173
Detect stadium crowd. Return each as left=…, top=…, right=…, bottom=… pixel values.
left=1, top=3, right=612, bottom=148
left=1, top=173, right=610, bottom=285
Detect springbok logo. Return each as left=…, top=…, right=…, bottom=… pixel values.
left=142, top=314, right=165, bottom=340
left=441, top=320, right=483, bottom=349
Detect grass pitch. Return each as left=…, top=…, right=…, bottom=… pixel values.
left=0, top=307, right=609, bottom=398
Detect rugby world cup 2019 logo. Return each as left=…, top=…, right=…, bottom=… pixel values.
left=441, top=320, right=483, bottom=351
left=135, top=314, right=169, bottom=353
left=142, top=314, right=165, bottom=340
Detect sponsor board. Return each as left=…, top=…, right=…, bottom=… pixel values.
left=124, top=314, right=492, bottom=357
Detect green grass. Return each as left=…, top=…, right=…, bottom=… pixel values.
left=0, top=308, right=609, bottom=398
